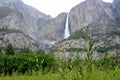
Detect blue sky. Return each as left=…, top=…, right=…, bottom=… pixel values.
left=22, top=0, right=113, bottom=18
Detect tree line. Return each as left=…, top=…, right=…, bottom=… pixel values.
left=0, top=43, right=55, bottom=76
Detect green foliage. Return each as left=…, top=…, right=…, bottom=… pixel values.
left=4, top=29, right=22, bottom=33
left=0, top=30, right=120, bottom=80
left=96, top=47, right=108, bottom=53
left=0, top=49, right=120, bottom=79
left=0, top=48, right=2, bottom=54
left=86, top=37, right=95, bottom=75
left=0, top=54, right=4, bottom=75
left=96, top=41, right=108, bottom=53
left=19, top=48, right=32, bottom=54
left=111, top=30, right=120, bottom=36
left=3, top=55, right=17, bottom=76
left=37, top=53, right=55, bottom=74
left=5, top=44, right=15, bottom=55
left=0, top=69, right=120, bottom=80
left=0, top=50, right=55, bottom=76
left=69, top=28, right=89, bottom=40
left=96, top=44, right=120, bottom=53
left=109, top=44, right=120, bottom=50
left=94, top=57, right=120, bottom=71
left=0, top=28, right=22, bottom=34
left=67, top=47, right=84, bottom=52
left=15, top=53, right=36, bottom=74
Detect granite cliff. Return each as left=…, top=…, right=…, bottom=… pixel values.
left=53, top=0, right=120, bottom=58
left=0, top=0, right=120, bottom=54
left=0, top=0, right=51, bottom=50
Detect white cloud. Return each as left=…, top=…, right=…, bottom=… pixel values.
left=22, top=0, right=113, bottom=18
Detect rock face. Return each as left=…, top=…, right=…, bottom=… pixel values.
left=68, top=0, right=120, bottom=44
left=69, top=0, right=114, bottom=33
left=2, top=33, right=31, bottom=48
left=40, top=13, right=67, bottom=41
left=38, top=13, right=67, bottom=52
left=0, top=0, right=68, bottom=52
left=0, top=0, right=51, bottom=50
left=112, top=0, right=120, bottom=24
left=53, top=0, right=120, bottom=57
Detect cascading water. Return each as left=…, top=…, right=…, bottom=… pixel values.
left=64, top=13, right=70, bottom=39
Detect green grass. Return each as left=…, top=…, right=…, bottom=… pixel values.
left=0, top=69, right=120, bottom=80
left=0, top=74, right=59, bottom=80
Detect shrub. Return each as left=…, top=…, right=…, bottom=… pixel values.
left=37, top=54, right=55, bottom=73
left=69, top=27, right=89, bottom=40
left=0, top=51, right=55, bottom=75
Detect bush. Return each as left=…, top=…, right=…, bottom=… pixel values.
left=69, top=28, right=89, bottom=40
left=16, top=53, right=37, bottom=74
left=67, top=47, right=85, bottom=52
left=0, top=51, right=55, bottom=75
left=37, top=54, right=55, bottom=73
left=95, top=57, right=120, bottom=70
left=96, top=47, right=108, bottom=53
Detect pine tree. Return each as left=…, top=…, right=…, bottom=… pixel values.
left=5, top=43, right=15, bottom=55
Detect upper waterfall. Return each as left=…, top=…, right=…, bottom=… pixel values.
left=64, top=13, right=70, bottom=39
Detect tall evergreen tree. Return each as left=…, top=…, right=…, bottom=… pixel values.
left=5, top=43, right=15, bottom=55
left=0, top=48, right=2, bottom=54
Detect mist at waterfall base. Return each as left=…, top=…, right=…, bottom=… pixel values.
left=41, top=14, right=70, bottom=52
left=64, top=14, right=70, bottom=39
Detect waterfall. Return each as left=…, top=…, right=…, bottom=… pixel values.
left=64, top=13, right=70, bottom=39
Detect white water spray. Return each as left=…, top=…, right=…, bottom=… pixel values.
left=64, top=13, right=70, bottom=39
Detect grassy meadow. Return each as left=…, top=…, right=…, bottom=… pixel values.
left=0, top=69, right=120, bottom=80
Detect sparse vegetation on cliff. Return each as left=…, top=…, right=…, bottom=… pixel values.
left=0, top=7, right=12, bottom=19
